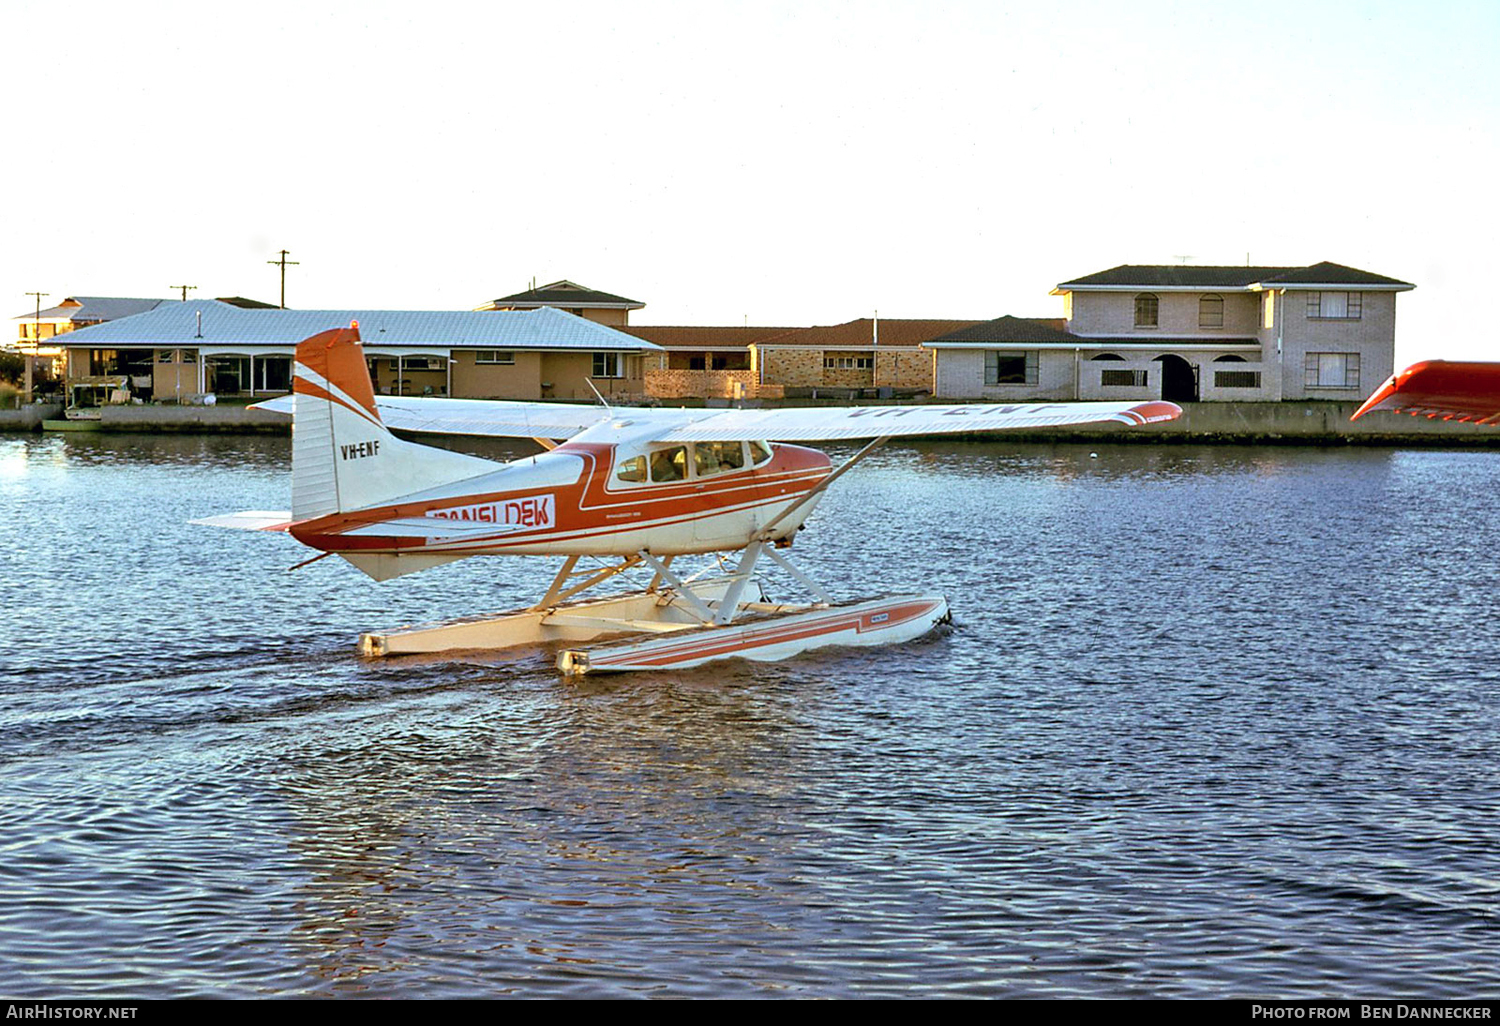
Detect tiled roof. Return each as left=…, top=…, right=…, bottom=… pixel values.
left=762, top=318, right=984, bottom=349
left=215, top=296, right=280, bottom=309
left=486, top=279, right=644, bottom=309
left=1257, top=261, right=1414, bottom=288
left=13, top=296, right=164, bottom=322
left=926, top=316, right=1081, bottom=345
left=1057, top=261, right=1413, bottom=290
left=620, top=325, right=800, bottom=349
left=50, top=300, right=660, bottom=350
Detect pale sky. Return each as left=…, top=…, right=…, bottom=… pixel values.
left=5, top=0, right=1497, bottom=365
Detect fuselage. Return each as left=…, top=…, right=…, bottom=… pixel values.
left=288, top=437, right=833, bottom=559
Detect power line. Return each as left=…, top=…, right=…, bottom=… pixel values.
left=267, top=249, right=299, bottom=309
left=23, top=291, right=48, bottom=403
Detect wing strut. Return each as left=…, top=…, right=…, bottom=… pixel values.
left=756, top=434, right=892, bottom=540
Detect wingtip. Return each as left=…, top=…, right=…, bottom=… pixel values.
left=1123, top=400, right=1183, bottom=425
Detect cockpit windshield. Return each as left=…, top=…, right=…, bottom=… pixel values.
left=612, top=440, right=774, bottom=487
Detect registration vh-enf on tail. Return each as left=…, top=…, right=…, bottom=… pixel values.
left=196, top=324, right=1181, bottom=674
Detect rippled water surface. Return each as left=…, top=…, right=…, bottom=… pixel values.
left=1, top=432, right=1497, bottom=998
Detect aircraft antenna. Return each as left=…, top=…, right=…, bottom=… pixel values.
left=584, top=376, right=613, bottom=411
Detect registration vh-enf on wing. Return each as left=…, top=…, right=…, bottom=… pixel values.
left=195, top=324, right=1181, bottom=674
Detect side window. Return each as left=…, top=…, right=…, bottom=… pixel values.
left=693, top=441, right=747, bottom=477
left=1134, top=293, right=1159, bottom=328
left=748, top=440, right=772, bottom=466
left=649, top=446, right=688, bottom=483
left=615, top=454, right=647, bottom=483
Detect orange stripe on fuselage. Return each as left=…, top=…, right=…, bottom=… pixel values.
left=287, top=442, right=833, bottom=554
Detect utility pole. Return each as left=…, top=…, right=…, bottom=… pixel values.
left=267, top=249, right=299, bottom=309
left=23, top=291, right=47, bottom=404
left=170, top=284, right=197, bottom=301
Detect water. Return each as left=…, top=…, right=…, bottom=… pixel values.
left=0, top=432, right=1496, bottom=998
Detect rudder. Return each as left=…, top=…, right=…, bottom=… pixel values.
left=291, top=324, right=497, bottom=519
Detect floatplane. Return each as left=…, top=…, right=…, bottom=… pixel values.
left=196, top=324, right=1181, bottom=674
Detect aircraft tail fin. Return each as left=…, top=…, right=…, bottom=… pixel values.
left=291, top=324, right=497, bottom=520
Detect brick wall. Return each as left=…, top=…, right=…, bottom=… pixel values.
left=646, top=368, right=759, bottom=399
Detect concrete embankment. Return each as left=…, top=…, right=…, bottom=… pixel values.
left=0, top=404, right=63, bottom=431
left=96, top=405, right=289, bottom=434
left=985, top=400, right=1500, bottom=445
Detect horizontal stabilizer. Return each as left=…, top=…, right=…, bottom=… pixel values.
left=190, top=510, right=293, bottom=532
left=339, top=517, right=528, bottom=539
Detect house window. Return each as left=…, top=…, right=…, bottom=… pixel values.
left=1100, top=369, right=1148, bottom=387
left=1304, top=352, right=1361, bottom=389
left=1199, top=294, right=1224, bottom=328
left=400, top=356, right=445, bottom=371
left=1214, top=370, right=1262, bottom=388
left=1134, top=293, right=1159, bottom=328
left=592, top=352, right=624, bottom=378
left=823, top=355, right=873, bottom=370
left=474, top=350, right=515, bottom=364
left=984, top=350, right=1038, bottom=386
left=1306, top=291, right=1362, bottom=320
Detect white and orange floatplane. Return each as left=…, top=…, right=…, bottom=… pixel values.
left=197, top=324, right=1181, bottom=674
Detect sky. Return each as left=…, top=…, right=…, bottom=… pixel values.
left=4, top=0, right=1497, bottom=364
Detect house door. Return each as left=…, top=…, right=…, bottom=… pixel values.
left=1154, top=354, right=1199, bottom=403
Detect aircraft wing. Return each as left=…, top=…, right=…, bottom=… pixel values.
left=249, top=394, right=613, bottom=440
left=250, top=393, right=1180, bottom=441
left=649, top=400, right=1182, bottom=442
left=1351, top=361, right=1500, bottom=424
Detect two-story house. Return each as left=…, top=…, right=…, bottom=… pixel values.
left=928, top=262, right=1414, bottom=403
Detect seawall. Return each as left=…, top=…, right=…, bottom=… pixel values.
left=0, top=404, right=63, bottom=431
left=986, top=400, right=1499, bottom=445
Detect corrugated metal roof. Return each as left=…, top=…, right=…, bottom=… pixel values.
left=12, top=297, right=165, bottom=322
left=51, top=301, right=661, bottom=351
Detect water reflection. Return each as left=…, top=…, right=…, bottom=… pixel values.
left=3, top=435, right=1500, bottom=996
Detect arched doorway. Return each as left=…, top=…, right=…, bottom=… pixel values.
left=1153, top=354, right=1198, bottom=402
